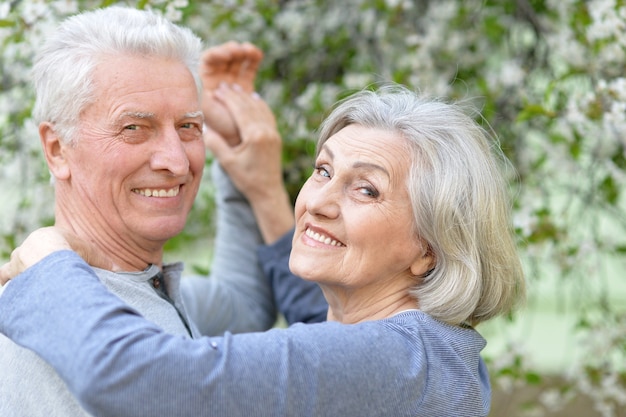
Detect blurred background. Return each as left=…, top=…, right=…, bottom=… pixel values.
left=1, top=1, right=625, bottom=415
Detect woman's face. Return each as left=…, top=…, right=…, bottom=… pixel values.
left=290, top=124, right=433, bottom=293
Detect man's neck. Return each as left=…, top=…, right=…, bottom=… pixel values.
left=53, top=218, right=163, bottom=272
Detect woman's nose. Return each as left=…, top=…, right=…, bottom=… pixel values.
left=302, top=179, right=341, bottom=220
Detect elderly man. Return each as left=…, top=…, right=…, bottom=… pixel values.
left=0, top=6, right=325, bottom=417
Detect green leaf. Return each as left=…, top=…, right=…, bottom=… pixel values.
left=599, top=175, right=619, bottom=205
left=516, top=104, right=556, bottom=122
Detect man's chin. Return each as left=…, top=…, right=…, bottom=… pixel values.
left=136, top=221, right=187, bottom=244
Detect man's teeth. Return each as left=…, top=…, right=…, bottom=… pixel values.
left=305, top=228, right=344, bottom=246
left=133, top=186, right=180, bottom=197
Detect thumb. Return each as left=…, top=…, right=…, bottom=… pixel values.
left=0, top=258, right=19, bottom=286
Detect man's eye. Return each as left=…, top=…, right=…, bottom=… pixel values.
left=179, top=122, right=203, bottom=141
left=124, top=125, right=140, bottom=131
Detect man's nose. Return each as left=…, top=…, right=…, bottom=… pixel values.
left=150, top=128, right=190, bottom=176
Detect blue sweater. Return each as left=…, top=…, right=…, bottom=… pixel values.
left=0, top=161, right=327, bottom=417
left=0, top=251, right=490, bottom=417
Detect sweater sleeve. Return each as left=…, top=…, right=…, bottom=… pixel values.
left=180, top=162, right=277, bottom=335
left=257, top=229, right=328, bottom=324
left=0, top=251, right=432, bottom=417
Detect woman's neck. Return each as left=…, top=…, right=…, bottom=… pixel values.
left=322, top=285, right=418, bottom=324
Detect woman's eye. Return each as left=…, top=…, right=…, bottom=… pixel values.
left=315, top=165, right=330, bottom=178
left=359, top=186, right=379, bottom=198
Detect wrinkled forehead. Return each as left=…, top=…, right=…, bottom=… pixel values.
left=320, top=125, right=413, bottom=180
left=86, top=54, right=200, bottom=109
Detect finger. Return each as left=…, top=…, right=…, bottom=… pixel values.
left=0, top=247, right=25, bottom=285
left=201, top=43, right=252, bottom=146
left=200, top=41, right=240, bottom=89
left=238, top=42, right=263, bottom=92
left=0, top=260, right=17, bottom=285
left=216, top=85, right=277, bottom=135
left=202, top=42, right=263, bottom=93
left=225, top=46, right=246, bottom=88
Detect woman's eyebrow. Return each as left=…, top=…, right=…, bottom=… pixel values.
left=319, top=143, right=334, bottom=160
left=322, top=142, right=389, bottom=177
left=352, top=161, right=390, bottom=178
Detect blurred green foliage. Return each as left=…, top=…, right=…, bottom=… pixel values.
left=2, top=1, right=626, bottom=414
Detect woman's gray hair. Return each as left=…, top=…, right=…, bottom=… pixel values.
left=31, top=6, right=203, bottom=145
left=317, top=84, right=526, bottom=326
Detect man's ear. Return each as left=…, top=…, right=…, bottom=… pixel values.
left=39, top=122, right=71, bottom=180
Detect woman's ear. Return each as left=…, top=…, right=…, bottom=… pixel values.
left=410, top=243, right=436, bottom=277
left=39, top=122, right=71, bottom=180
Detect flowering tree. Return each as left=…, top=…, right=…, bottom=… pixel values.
left=1, top=0, right=625, bottom=415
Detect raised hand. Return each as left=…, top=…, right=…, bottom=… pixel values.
left=201, top=41, right=295, bottom=244
left=200, top=41, right=263, bottom=146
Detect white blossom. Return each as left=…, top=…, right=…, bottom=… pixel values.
left=0, top=1, right=10, bottom=19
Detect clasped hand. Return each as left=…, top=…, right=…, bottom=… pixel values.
left=0, top=227, right=115, bottom=285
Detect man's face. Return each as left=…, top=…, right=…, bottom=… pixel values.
left=57, top=54, right=205, bottom=265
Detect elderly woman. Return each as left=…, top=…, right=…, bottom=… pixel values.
left=0, top=84, right=525, bottom=417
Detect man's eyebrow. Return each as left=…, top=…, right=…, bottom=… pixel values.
left=119, top=111, right=204, bottom=121
left=184, top=110, right=204, bottom=119
left=121, top=111, right=155, bottom=119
